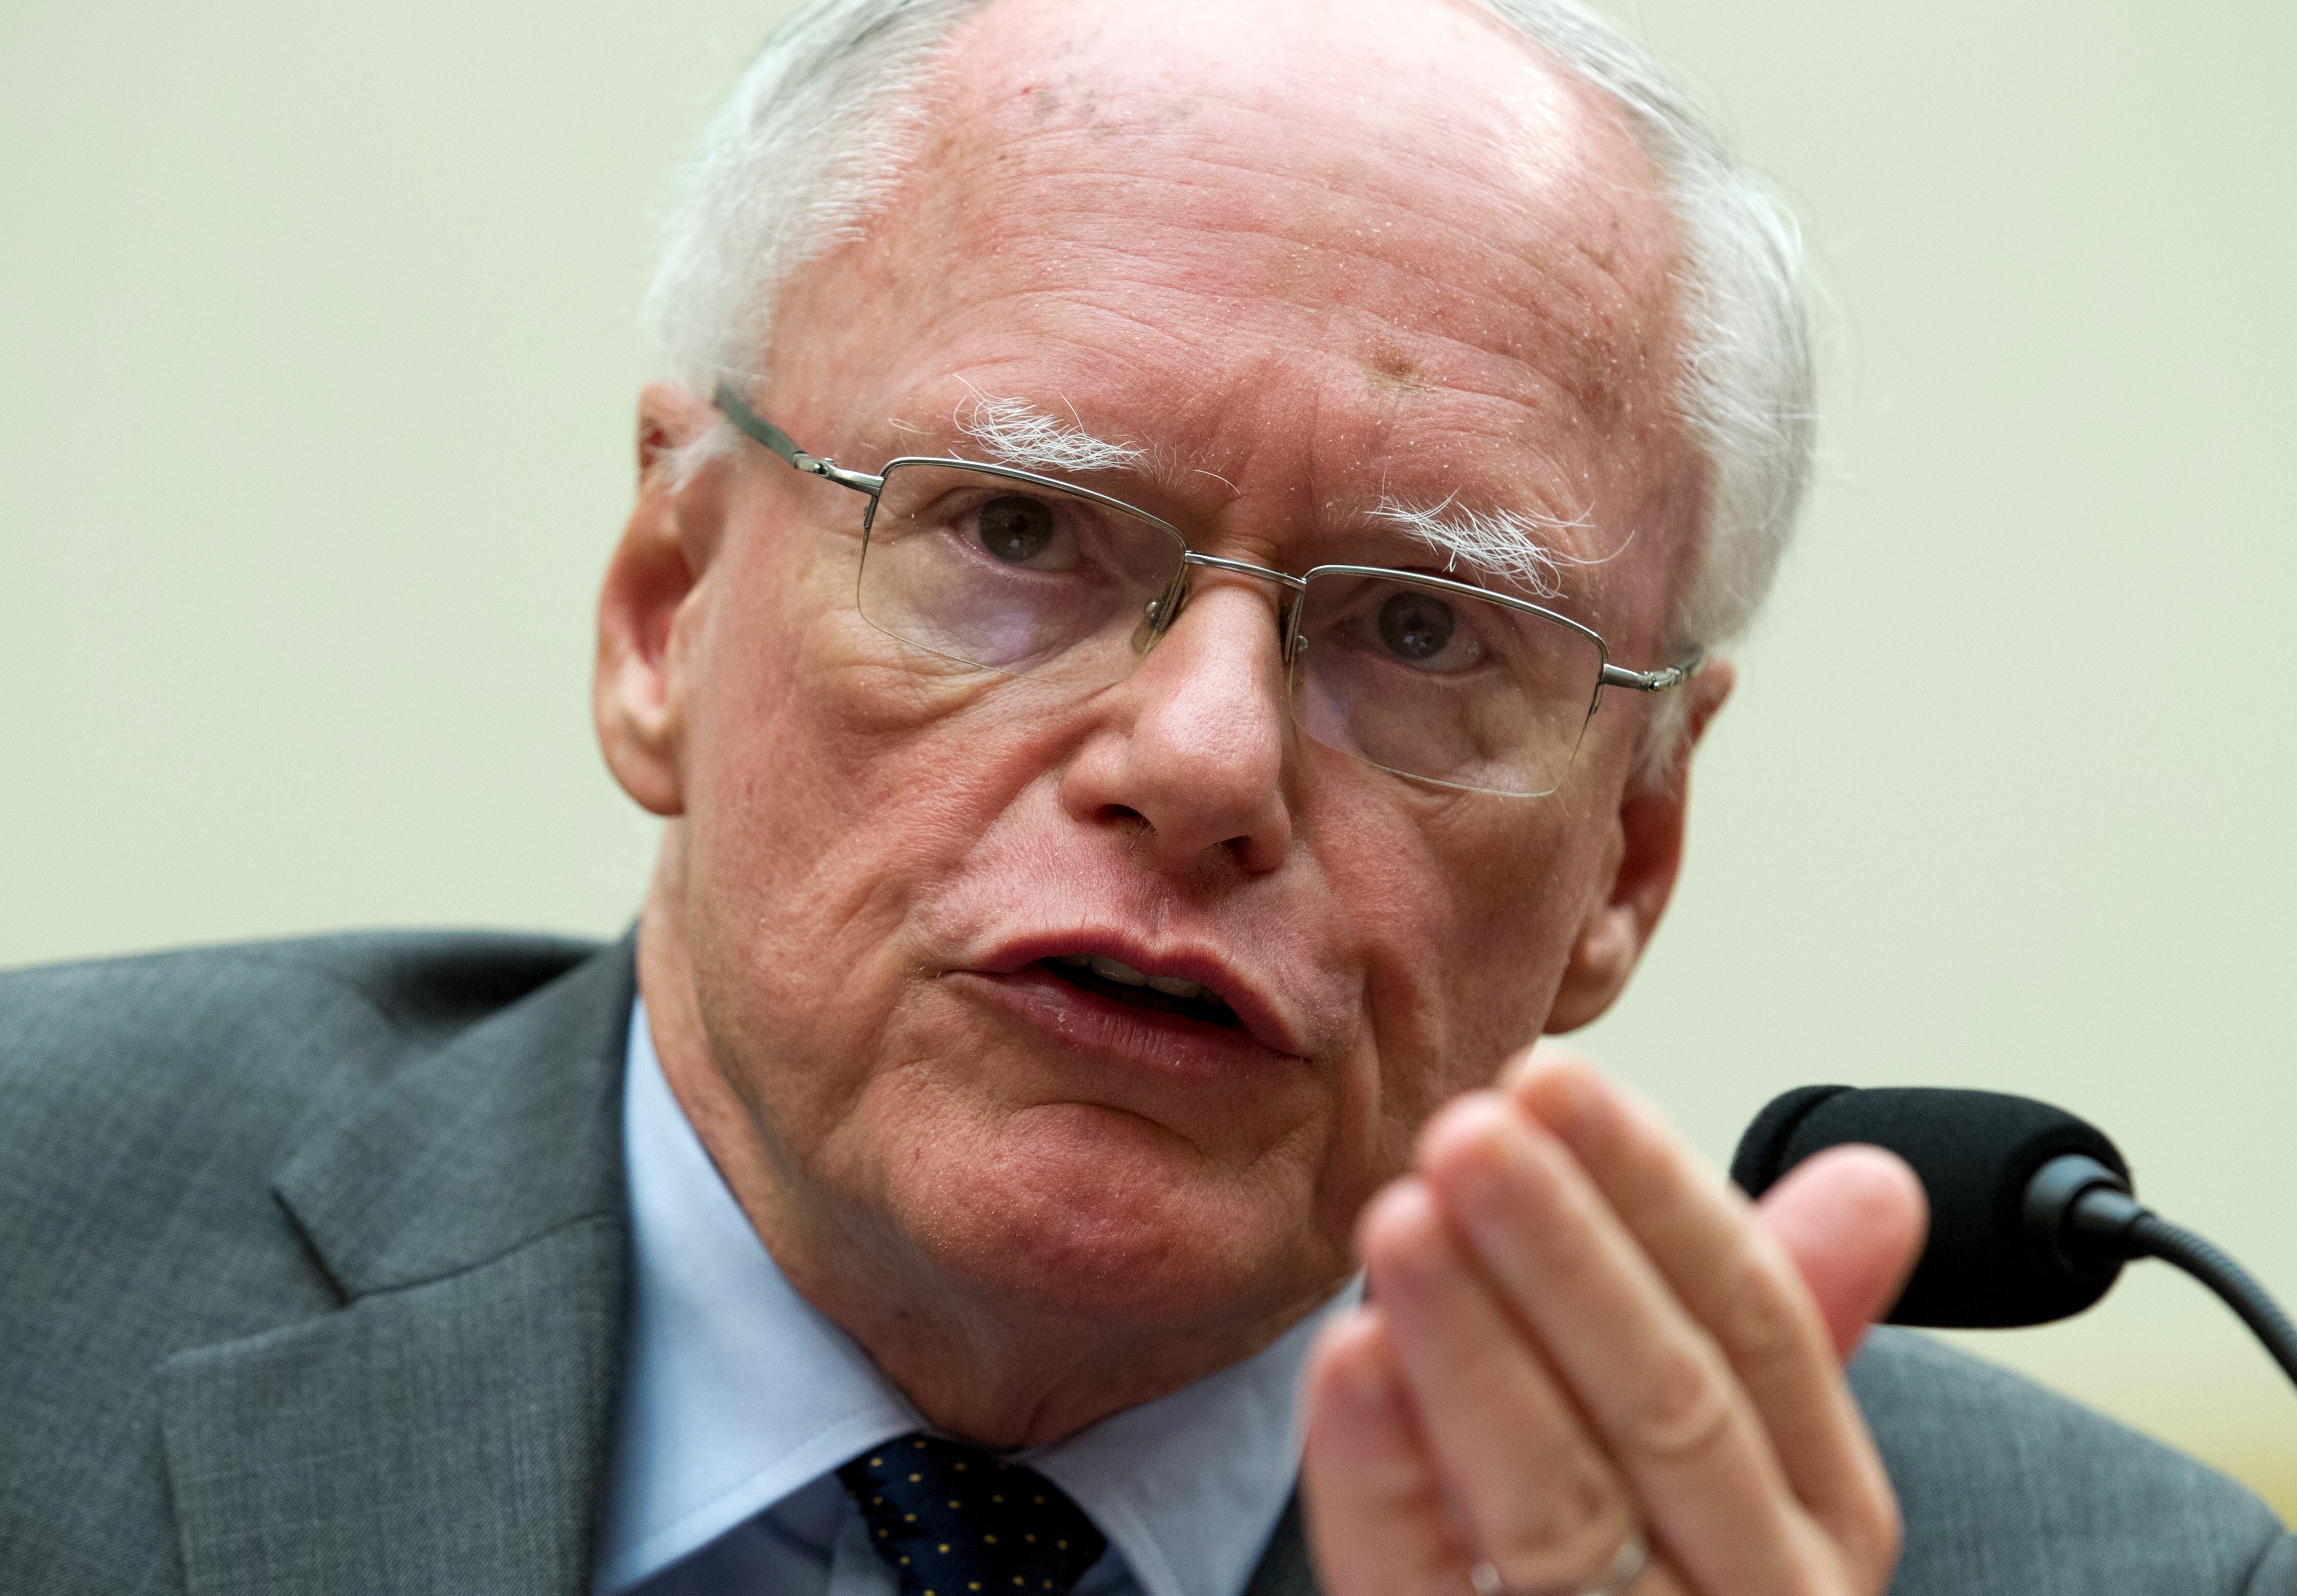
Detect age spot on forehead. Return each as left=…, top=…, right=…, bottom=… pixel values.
left=1363, top=344, right=1433, bottom=395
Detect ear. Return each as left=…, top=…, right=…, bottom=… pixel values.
left=1543, top=660, right=1734, bottom=1033
left=593, top=381, right=725, bottom=818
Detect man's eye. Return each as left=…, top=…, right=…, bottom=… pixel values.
left=973, top=496, right=1058, bottom=564
left=1376, top=589, right=1470, bottom=668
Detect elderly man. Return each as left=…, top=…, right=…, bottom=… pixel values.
left=2, top=1, right=2289, bottom=1593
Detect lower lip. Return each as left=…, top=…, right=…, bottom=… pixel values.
left=949, top=963, right=1300, bottom=1079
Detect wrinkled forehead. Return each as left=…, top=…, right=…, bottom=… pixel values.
left=765, top=0, right=1695, bottom=605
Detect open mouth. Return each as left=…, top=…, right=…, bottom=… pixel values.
left=1037, top=954, right=1242, bottom=1030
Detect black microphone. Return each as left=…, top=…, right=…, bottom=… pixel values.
left=1731, top=1085, right=2297, bottom=1387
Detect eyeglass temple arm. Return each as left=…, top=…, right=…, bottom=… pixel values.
left=713, top=383, right=887, bottom=496
left=1600, top=649, right=1707, bottom=693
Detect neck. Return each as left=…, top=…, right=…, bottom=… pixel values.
left=758, top=1210, right=1314, bottom=1447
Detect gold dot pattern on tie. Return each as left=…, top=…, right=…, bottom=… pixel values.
left=837, top=1434, right=1108, bottom=1596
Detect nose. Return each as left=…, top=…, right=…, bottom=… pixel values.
left=1057, top=577, right=1295, bottom=876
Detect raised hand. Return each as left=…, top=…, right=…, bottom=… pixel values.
left=1301, top=1053, right=1927, bottom=1596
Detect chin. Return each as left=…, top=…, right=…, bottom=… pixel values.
left=881, top=1099, right=1322, bottom=1327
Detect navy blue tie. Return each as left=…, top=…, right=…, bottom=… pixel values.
left=838, top=1434, right=1108, bottom=1596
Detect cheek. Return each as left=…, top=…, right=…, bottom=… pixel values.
left=674, top=521, right=1095, bottom=1134
left=1325, top=790, right=1599, bottom=1157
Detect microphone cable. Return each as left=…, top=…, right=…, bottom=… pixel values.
left=2124, top=1214, right=2297, bottom=1388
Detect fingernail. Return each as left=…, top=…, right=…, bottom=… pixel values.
left=1524, top=1059, right=1612, bottom=1145
left=1423, top=1093, right=1517, bottom=1175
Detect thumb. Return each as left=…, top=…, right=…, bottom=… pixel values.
left=1756, top=1144, right=1928, bottom=1361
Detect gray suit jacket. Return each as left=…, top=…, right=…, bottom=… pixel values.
left=2, top=934, right=2289, bottom=1595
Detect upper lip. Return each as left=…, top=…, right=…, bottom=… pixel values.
left=971, top=931, right=1309, bottom=1058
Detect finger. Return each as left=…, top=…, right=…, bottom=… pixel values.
left=1300, top=1306, right=1475, bottom=1596
left=1417, top=1091, right=1806, bottom=1596
left=1359, top=1178, right=1638, bottom=1593
left=1499, top=1057, right=1902, bottom=1583
left=1758, top=1144, right=1927, bottom=1359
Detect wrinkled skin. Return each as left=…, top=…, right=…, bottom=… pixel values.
left=593, top=1, right=1925, bottom=1592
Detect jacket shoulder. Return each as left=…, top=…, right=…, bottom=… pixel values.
left=1853, top=1325, right=2293, bottom=1593
left=0, top=931, right=614, bottom=1591
left=0, top=928, right=606, bottom=1280
left=2, top=928, right=603, bottom=1064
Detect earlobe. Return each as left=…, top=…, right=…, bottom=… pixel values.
left=593, top=384, right=723, bottom=818
left=1544, top=830, right=1645, bottom=1034
left=1543, top=662, right=1734, bottom=1033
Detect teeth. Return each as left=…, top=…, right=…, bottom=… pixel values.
left=1089, top=955, right=1148, bottom=987
left=1054, top=953, right=1214, bottom=1005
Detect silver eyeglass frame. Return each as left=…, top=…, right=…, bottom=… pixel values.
left=711, top=383, right=1704, bottom=772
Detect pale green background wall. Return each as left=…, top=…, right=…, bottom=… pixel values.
left=5, top=0, right=2292, bottom=1515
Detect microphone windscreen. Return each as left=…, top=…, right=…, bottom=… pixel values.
left=1731, top=1086, right=2131, bottom=1328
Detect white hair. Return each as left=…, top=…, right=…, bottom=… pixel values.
left=644, top=0, right=1814, bottom=773
left=1369, top=494, right=1609, bottom=603
left=951, top=391, right=1145, bottom=475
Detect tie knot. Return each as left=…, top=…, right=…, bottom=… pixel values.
left=838, top=1434, right=1107, bottom=1596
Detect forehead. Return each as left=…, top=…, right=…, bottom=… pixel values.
left=767, top=0, right=1693, bottom=596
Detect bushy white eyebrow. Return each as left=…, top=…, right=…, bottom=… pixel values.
left=934, top=399, right=1610, bottom=598
left=1368, top=495, right=1616, bottom=600
left=952, top=393, right=1143, bottom=476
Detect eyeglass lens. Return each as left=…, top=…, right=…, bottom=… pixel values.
left=857, top=462, right=1604, bottom=796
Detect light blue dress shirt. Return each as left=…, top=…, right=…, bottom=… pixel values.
left=597, top=1001, right=1357, bottom=1596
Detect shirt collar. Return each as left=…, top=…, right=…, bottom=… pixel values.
left=596, top=999, right=1358, bottom=1596
left=594, top=999, right=921, bottom=1591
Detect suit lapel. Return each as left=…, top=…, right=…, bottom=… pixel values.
left=159, top=940, right=635, bottom=1596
